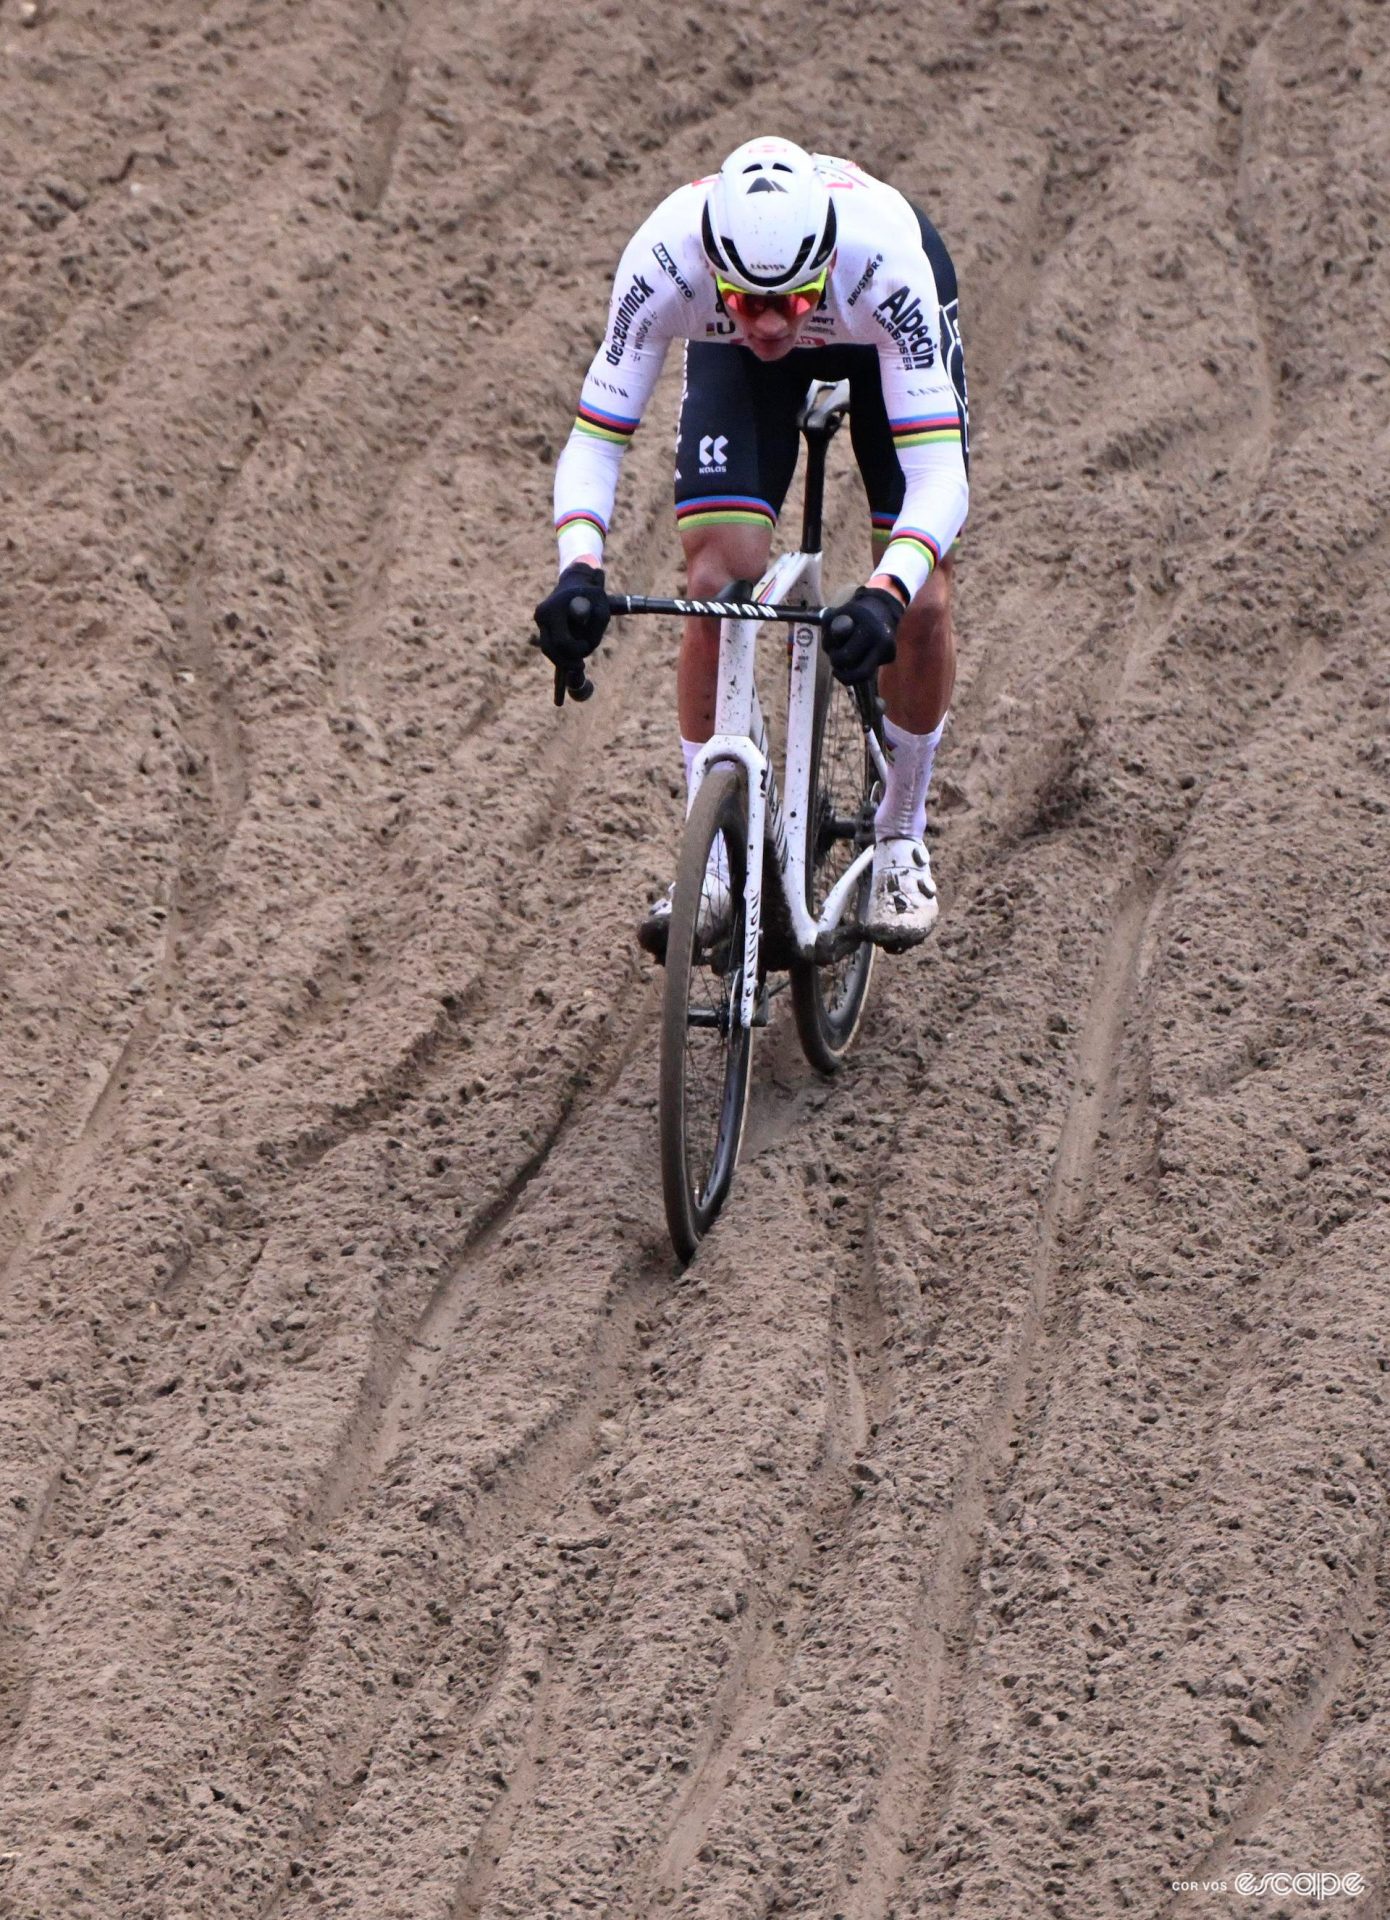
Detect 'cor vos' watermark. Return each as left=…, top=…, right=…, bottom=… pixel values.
left=1170, top=1870, right=1366, bottom=1901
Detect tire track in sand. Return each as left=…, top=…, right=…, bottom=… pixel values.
left=647, top=1181, right=895, bottom=1904
left=445, top=1660, right=553, bottom=1920
left=307, top=979, right=657, bottom=1536
left=250, top=1234, right=665, bottom=1920
left=616, top=873, right=1151, bottom=1916
left=239, top=996, right=667, bottom=1916
left=831, top=880, right=1155, bottom=1918
left=1161, top=1525, right=1387, bottom=1915
left=0, top=312, right=390, bottom=1777
left=0, top=268, right=362, bottom=1307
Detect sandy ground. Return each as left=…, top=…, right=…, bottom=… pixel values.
left=1, top=0, right=1388, bottom=1915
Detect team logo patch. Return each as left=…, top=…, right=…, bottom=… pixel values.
left=653, top=242, right=695, bottom=301
left=699, top=434, right=729, bottom=473
left=874, top=284, right=938, bottom=370
left=605, top=273, right=654, bottom=366
left=847, top=251, right=883, bottom=307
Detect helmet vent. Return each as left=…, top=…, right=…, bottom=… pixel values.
left=747, top=177, right=786, bottom=193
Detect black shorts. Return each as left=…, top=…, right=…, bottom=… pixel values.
left=674, top=206, right=969, bottom=547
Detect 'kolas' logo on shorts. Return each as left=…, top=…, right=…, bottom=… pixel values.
left=874, top=284, right=937, bottom=368
left=698, top=435, right=729, bottom=473
left=606, top=274, right=654, bottom=365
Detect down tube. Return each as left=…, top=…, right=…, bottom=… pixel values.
left=742, top=719, right=764, bottom=1032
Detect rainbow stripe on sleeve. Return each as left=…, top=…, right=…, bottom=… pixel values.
left=882, top=527, right=943, bottom=572
left=890, top=413, right=962, bottom=450
left=555, top=507, right=609, bottom=540
left=574, top=401, right=640, bottom=445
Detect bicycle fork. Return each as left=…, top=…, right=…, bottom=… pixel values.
left=690, top=725, right=772, bottom=1034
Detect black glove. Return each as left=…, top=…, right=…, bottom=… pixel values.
left=825, top=585, right=904, bottom=686
left=533, top=561, right=610, bottom=670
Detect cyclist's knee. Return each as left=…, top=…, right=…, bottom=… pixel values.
left=682, top=527, right=771, bottom=599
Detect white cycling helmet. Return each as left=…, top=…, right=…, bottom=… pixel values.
left=700, top=136, right=837, bottom=294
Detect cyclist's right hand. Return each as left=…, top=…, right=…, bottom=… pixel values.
left=825, top=585, right=903, bottom=686
left=533, top=561, right=610, bottom=668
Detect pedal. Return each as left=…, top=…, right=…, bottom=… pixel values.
left=813, top=923, right=869, bottom=965
left=864, top=922, right=931, bottom=956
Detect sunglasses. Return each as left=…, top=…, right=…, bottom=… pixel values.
left=715, top=269, right=828, bottom=323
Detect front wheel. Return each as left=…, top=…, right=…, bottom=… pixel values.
left=790, top=647, right=877, bottom=1073
left=659, top=763, right=754, bottom=1262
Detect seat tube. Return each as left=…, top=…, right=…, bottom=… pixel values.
left=782, top=551, right=823, bottom=950
left=714, top=613, right=758, bottom=738
left=799, top=426, right=830, bottom=558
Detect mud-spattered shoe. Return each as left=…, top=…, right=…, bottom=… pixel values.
left=864, top=836, right=938, bottom=951
left=637, top=872, right=733, bottom=960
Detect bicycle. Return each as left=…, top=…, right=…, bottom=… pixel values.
left=549, top=379, right=890, bottom=1262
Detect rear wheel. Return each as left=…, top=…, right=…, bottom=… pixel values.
left=790, top=649, right=877, bottom=1073
left=659, top=764, right=754, bottom=1262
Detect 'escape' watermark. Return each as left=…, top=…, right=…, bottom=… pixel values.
left=1170, top=1872, right=1365, bottom=1901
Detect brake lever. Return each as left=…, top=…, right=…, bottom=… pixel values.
left=553, top=661, right=594, bottom=706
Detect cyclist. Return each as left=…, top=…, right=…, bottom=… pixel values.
left=533, top=136, right=969, bottom=951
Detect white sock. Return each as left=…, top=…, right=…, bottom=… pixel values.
left=681, top=736, right=729, bottom=886
left=874, top=714, right=946, bottom=842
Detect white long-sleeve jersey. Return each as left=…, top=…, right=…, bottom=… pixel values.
left=553, top=155, right=968, bottom=598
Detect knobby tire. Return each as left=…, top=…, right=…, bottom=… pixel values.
left=789, top=648, right=877, bottom=1073
left=659, top=764, right=754, bottom=1262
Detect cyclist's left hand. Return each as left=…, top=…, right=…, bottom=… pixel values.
left=533, top=561, right=610, bottom=669
left=825, top=585, right=904, bottom=686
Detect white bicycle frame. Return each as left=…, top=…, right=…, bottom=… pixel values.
left=690, top=543, right=891, bottom=1032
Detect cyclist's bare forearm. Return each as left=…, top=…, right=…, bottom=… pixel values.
left=877, top=558, right=955, bottom=734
